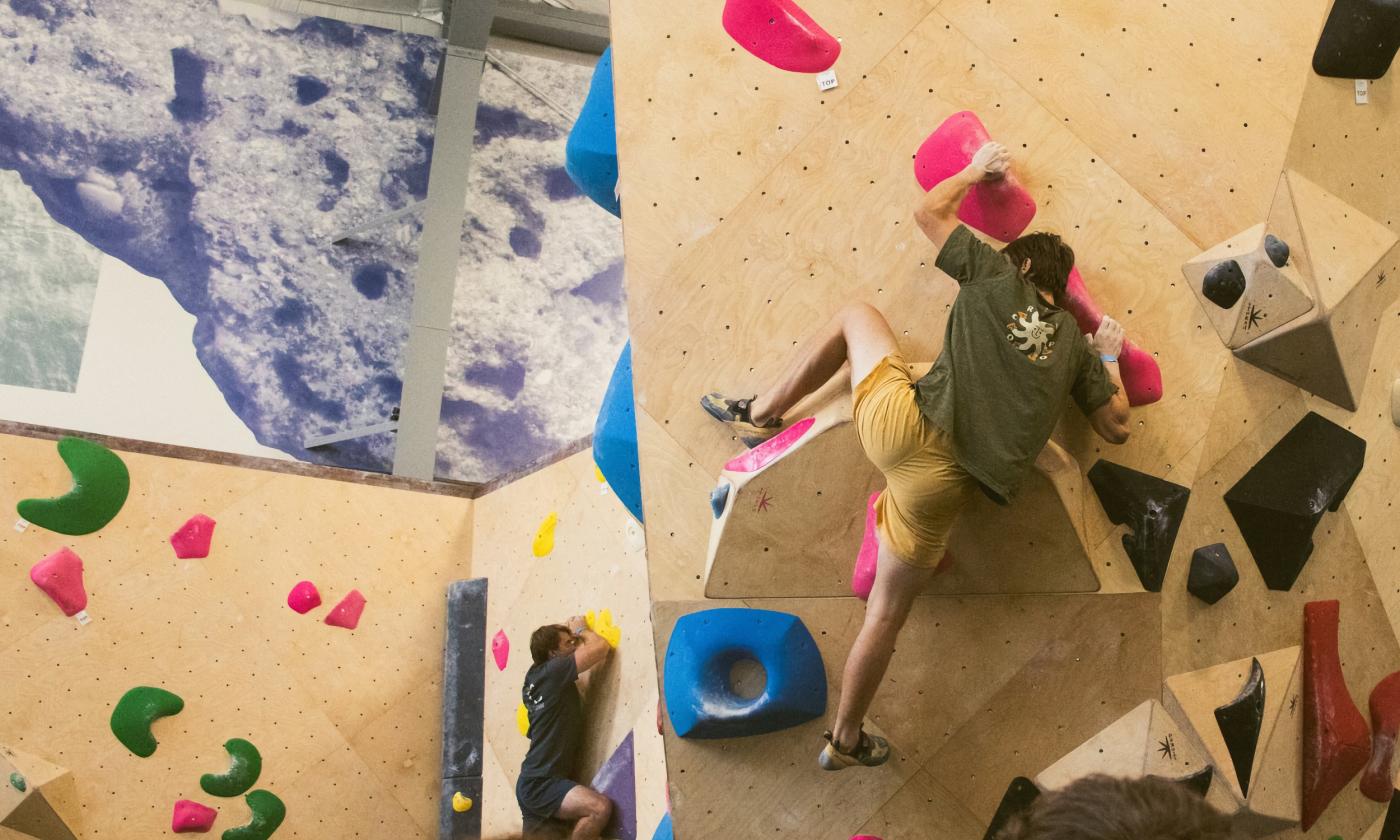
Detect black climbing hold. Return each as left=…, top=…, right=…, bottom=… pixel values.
left=1202, top=260, right=1246, bottom=309
left=1188, top=544, right=1238, bottom=605
left=1263, top=234, right=1290, bottom=268
left=1214, top=658, right=1265, bottom=797
left=1312, top=0, right=1400, bottom=80
left=1087, top=461, right=1191, bottom=592
left=1224, top=412, right=1365, bottom=591
left=1382, top=787, right=1400, bottom=840
left=983, top=776, right=1041, bottom=840
left=711, top=482, right=731, bottom=519
left=1168, top=766, right=1214, bottom=798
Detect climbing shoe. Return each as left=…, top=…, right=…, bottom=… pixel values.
left=700, top=393, right=783, bottom=447
left=818, top=729, right=890, bottom=770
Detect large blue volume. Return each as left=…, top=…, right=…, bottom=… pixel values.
left=594, top=342, right=643, bottom=522
left=566, top=46, right=621, bottom=217
left=664, top=608, right=827, bottom=739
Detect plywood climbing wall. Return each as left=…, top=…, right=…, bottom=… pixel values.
left=471, top=450, right=668, bottom=840
left=0, top=432, right=472, bottom=838
left=611, top=0, right=1400, bottom=836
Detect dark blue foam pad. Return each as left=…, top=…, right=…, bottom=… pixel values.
left=594, top=341, right=643, bottom=522
left=566, top=46, right=620, bottom=217
left=663, top=608, right=827, bottom=739
left=440, top=579, right=487, bottom=779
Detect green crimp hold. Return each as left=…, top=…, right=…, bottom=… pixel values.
left=110, top=686, right=184, bottom=757
left=17, top=436, right=130, bottom=535
left=9, top=772, right=24, bottom=792
left=201, top=738, right=262, bottom=797
left=223, top=790, right=285, bottom=840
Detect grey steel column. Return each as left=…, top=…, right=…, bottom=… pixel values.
left=393, top=0, right=498, bottom=479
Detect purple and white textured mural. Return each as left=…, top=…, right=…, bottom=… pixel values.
left=0, top=0, right=625, bottom=482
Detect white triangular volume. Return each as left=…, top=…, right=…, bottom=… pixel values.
left=1036, top=700, right=1209, bottom=791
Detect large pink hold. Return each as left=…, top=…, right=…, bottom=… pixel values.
left=914, top=111, right=1037, bottom=243
left=1062, top=267, right=1163, bottom=407
left=170, top=514, right=216, bottom=559
left=172, top=799, right=217, bottom=833
left=287, top=580, right=321, bottom=614
left=723, top=417, right=816, bottom=473
left=851, top=492, right=881, bottom=600
left=721, top=0, right=840, bottom=74
left=30, top=547, right=87, bottom=617
left=324, top=589, right=367, bottom=630
left=492, top=630, right=510, bottom=671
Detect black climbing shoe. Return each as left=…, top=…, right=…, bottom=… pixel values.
left=700, top=393, right=783, bottom=447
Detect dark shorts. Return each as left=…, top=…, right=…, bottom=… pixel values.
left=517, top=774, right=578, bottom=830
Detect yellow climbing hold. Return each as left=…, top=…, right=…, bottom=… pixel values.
left=452, top=791, right=473, bottom=813
left=586, top=609, right=622, bottom=648
left=594, top=463, right=606, bottom=483
left=517, top=701, right=531, bottom=737
left=532, top=513, right=558, bottom=557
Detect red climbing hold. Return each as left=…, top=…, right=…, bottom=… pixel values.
left=30, top=547, right=87, bottom=617
left=286, top=580, right=321, bottom=614
left=1062, top=267, right=1163, bottom=407
left=1302, top=599, right=1371, bottom=829
left=170, top=514, right=216, bottom=559
left=324, top=589, right=367, bottom=630
left=915, top=111, right=1037, bottom=243
left=1363, top=671, right=1400, bottom=802
left=172, top=799, right=217, bottom=833
left=721, top=0, right=840, bottom=74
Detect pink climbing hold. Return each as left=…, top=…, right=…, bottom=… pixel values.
left=324, top=589, right=367, bottom=630
left=170, top=514, right=216, bottom=559
left=721, top=0, right=840, bottom=74
left=172, top=799, right=217, bottom=833
left=723, top=417, right=816, bottom=473
left=851, top=492, right=881, bottom=600
left=29, top=547, right=87, bottom=617
left=1062, top=267, right=1163, bottom=407
left=492, top=630, right=510, bottom=671
left=914, top=111, right=1037, bottom=244
left=286, top=580, right=321, bottom=614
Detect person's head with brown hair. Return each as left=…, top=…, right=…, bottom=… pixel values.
left=529, top=624, right=575, bottom=665
left=996, top=775, right=1236, bottom=840
left=1002, top=231, right=1076, bottom=302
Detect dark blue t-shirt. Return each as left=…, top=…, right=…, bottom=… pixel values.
left=519, top=654, right=583, bottom=780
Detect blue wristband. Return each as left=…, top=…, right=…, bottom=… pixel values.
left=1101, top=355, right=1119, bottom=364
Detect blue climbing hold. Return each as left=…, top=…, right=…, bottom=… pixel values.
left=710, top=482, right=730, bottom=519
left=664, top=608, right=827, bottom=739
left=651, top=813, right=673, bottom=840
left=566, top=47, right=620, bottom=217
left=594, top=342, right=643, bottom=522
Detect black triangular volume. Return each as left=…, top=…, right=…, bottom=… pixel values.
left=1224, top=412, right=1365, bottom=591
left=983, top=777, right=1041, bottom=840
left=1087, top=461, right=1191, bottom=592
left=1214, top=658, right=1265, bottom=797
left=1164, top=765, right=1214, bottom=799
left=1382, top=788, right=1400, bottom=840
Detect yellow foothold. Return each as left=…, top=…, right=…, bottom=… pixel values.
left=517, top=701, right=531, bottom=737
left=593, top=463, right=607, bottom=483
left=532, top=513, right=558, bottom=557
left=452, top=791, right=473, bottom=813
left=586, top=609, right=622, bottom=648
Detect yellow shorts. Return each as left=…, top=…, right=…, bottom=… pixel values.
left=853, top=354, right=976, bottom=568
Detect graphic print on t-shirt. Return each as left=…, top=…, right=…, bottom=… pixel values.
left=1005, top=303, right=1057, bottom=362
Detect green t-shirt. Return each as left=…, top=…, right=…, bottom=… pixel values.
left=914, top=225, right=1118, bottom=504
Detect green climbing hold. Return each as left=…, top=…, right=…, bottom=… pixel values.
left=110, top=686, right=184, bottom=757
left=8, top=772, right=25, bottom=792
left=223, top=790, right=285, bottom=840
left=201, top=738, right=262, bottom=797
left=17, top=436, right=130, bottom=535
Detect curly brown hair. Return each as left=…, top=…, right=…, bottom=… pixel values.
left=996, top=775, right=1236, bottom=840
left=1002, top=231, right=1076, bottom=301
